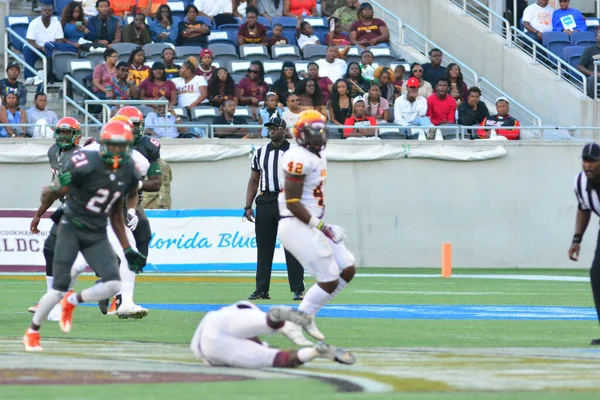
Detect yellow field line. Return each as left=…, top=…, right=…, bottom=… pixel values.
left=0, top=275, right=289, bottom=283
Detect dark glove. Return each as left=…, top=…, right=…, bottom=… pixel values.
left=124, top=247, right=146, bottom=274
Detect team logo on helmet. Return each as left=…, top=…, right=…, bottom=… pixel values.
left=99, top=120, right=134, bottom=169
left=293, top=110, right=328, bottom=153
left=116, top=106, right=145, bottom=141
left=54, top=117, right=81, bottom=149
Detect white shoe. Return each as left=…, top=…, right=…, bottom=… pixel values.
left=303, top=316, right=325, bottom=341
left=315, top=342, right=356, bottom=365
left=117, top=303, right=149, bottom=320
left=47, top=303, right=62, bottom=322
left=268, top=306, right=312, bottom=327
left=280, top=321, right=313, bottom=346
left=24, top=77, right=36, bottom=85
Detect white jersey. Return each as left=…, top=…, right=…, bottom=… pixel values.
left=82, top=142, right=150, bottom=176
left=278, top=146, right=327, bottom=219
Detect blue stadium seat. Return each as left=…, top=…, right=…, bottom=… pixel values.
left=272, top=16, right=298, bottom=28
left=303, top=17, right=328, bottom=43
left=240, top=44, right=270, bottom=61
left=208, top=30, right=237, bottom=46
left=547, top=41, right=571, bottom=59
left=67, top=60, right=94, bottom=96
left=54, top=0, right=72, bottom=16
left=209, top=43, right=239, bottom=64
left=281, top=29, right=297, bottom=46
left=144, top=43, right=175, bottom=59
left=169, top=1, right=186, bottom=21
left=585, top=18, right=599, bottom=31
left=257, top=16, right=271, bottom=28
left=302, top=44, right=327, bottom=60
left=563, top=46, right=584, bottom=69
left=5, top=16, right=30, bottom=52
left=570, top=31, right=596, bottom=46
left=271, top=44, right=302, bottom=61
left=541, top=31, right=569, bottom=48
left=196, top=15, right=213, bottom=28
left=52, top=51, right=78, bottom=81
left=176, top=45, right=203, bottom=59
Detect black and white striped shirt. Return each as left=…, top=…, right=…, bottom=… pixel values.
left=251, top=140, right=291, bottom=193
left=575, top=171, right=600, bottom=216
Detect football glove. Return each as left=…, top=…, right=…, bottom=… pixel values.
left=124, top=247, right=146, bottom=274
left=126, top=208, right=139, bottom=231
left=319, top=224, right=347, bottom=244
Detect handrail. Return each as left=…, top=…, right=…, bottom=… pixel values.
left=478, top=77, right=542, bottom=127
left=450, top=0, right=511, bottom=46
left=63, top=75, right=109, bottom=138
left=85, top=98, right=172, bottom=134
left=4, top=27, right=47, bottom=95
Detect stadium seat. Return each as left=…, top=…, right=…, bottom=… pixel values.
left=228, top=60, right=252, bottom=74
left=169, top=1, right=186, bottom=20
left=217, top=24, right=241, bottom=40
left=302, top=44, right=327, bottom=60
left=191, top=106, right=219, bottom=125
left=570, top=31, right=596, bottom=46
left=234, top=106, right=254, bottom=123
left=209, top=43, right=239, bottom=64
left=137, top=105, right=154, bottom=116
left=263, top=60, right=284, bottom=81
left=144, top=43, right=175, bottom=59
left=68, top=60, right=93, bottom=96
left=84, top=52, right=105, bottom=67
left=239, top=44, right=270, bottom=61
left=303, top=17, right=328, bottom=41
left=264, top=76, right=273, bottom=85
left=207, top=31, right=236, bottom=46
left=53, top=0, right=72, bottom=16
left=196, top=15, right=213, bottom=28
left=257, top=16, right=271, bottom=28
left=144, top=60, right=155, bottom=68
left=541, top=31, right=569, bottom=48
left=586, top=18, right=599, bottom=31
left=547, top=41, right=571, bottom=59
left=272, top=16, right=297, bottom=28
left=112, top=42, right=139, bottom=58
left=271, top=45, right=302, bottom=61
left=176, top=46, right=203, bottom=60
left=52, top=51, right=78, bottom=81
left=281, top=29, right=297, bottom=46
left=341, top=46, right=362, bottom=64
left=563, top=46, right=584, bottom=69
left=172, top=106, right=190, bottom=121
left=294, top=61, right=310, bottom=76
left=5, top=16, right=30, bottom=52
left=369, top=46, right=398, bottom=65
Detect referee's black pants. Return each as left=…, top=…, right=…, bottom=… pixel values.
left=591, top=226, right=600, bottom=322
left=255, top=193, right=305, bottom=294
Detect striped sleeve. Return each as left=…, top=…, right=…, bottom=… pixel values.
left=251, top=148, right=260, bottom=172
left=575, top=172, right=590, bottom=211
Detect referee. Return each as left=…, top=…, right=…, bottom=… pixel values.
left=570, top=142, right=600, bottom=344
left=244, top=117, right=305, bottom=301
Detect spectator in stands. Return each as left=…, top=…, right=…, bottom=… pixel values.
left=393, top=77, right=430, bottom=131
left=178, top=5, right=211, bottom=47
left=193, top=0, right=237, bottom=27
left=360, top=50, right=378, bottom=83
left=139, top=0, right=168, bottom=18
left=162, top=48, right=181, bottom=79
left=267, top=23, right=288, bottom=49
left=26, top=93, right=58, bottom=138
left=321, top=0, right=345, bottom=17
left=282, top=93, right=302, bottom=126
left=208, top=67, right=238, bottom=107
left=552, top=0, right=586, bottom=34
left=457, top=86, right=490, bottom=137
left=0, top=93, right=26, bottom=138
left=139, top=62, right=178, bottom=107
left=122, top=13, right=152, bottom=47
left=315, top=46, right=348, bottom=83
left=297, top=20, right=321, bottom=50
left=212, top=99, right=247, bottom=138
left=332, top=0, right=360, bottom=33
left=426, top=77, right=457, bottom=126
left=477, top=97, right=521, bottom=140
left=237, top=6, right=268, bottom=46
left=258, top=0, right=283, bottom=21
left=87, top=0, right=122, bottom=48
left=522, top=0, right=554, bottom=44
left=295, top=78, right=326, bottom=115
left=421, top=48, right=445, bottom=87
left=258, top=92, right=283, bottom=136
left=92, top=48, right=119, bottom=100
left=402, top=62, right=433, bottom=98
left=24, top=4, right=65, bottom=83
left=106, top=61, right=136, bottom=100
left=344, top=61, right=370, bottom=98
left=61, top=1, right=93, bottom=53
left=306, top=62, right=333, bottom=106
left=150, top=5, right=179, bottom=44
left=577, top=29, right=600, bottom=98
left=238, top=61, right=269, bottom=110
left=128, top=47, right=150, bottom=87
left=343, top=96, right=376, bottom=138
left=283, top=0, right=317, bottom=17
left=375, top=66, right=397, bottom=104
left=350, top=2, right=389, bottom=48
left=196, top=49, right=217, bottom=81
left=325, top=17, right=351, bottom=46
left=0, top=63, right=27, bottom=107
left=393, top=64, right=405, bottom=93
left=172, top=57, right=209, bottom=115
left=328, top=79, right=352, bottom=126
left=362, top=84, right=388, bottom=123
left=271, top=61, right=300, bottom=107
left=145, top=97, right=185, bottom=138
left=445, top=63, right=468, bottom=106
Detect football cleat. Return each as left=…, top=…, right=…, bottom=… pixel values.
left=23, top=330, right=43, bottom=352
left=268, top=306, right=311, bottom=327
left=106, top=297, right=118, bottom=315
left=280, top=321, right=314, bottom=346
left=117, top=304, right=149, bottom=320
left=59, top=290, right=76, bottom=333
left=98, top=298, right=109, bottom=315
left=315, top=342, right=356, bottom=365
left=303, top=316, right=325, bottom=341
left=27, top=304, right=38, bottom=313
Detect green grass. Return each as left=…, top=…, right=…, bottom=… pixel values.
left=2, top=268, right=600, bottom=399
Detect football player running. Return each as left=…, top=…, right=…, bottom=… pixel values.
left=278, top=110, right=356, bottom=346
left=24, top=120, right=146, bottom=351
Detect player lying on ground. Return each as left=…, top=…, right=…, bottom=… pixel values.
left=190, top=301, right=355, bottom=368
left=277, top=110, right=356, bottom=346
left=24, top=120, right=146, bottom=352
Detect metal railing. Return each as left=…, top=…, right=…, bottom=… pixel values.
left=595, top=61, right=600, bottom=100
left=63, top=75, right=108, bottom=138
left=4, top=28, right=47, bottom=94
left=451, top=0, right=511, bottom=46
left=0, top=122, right=102, bottom=138
left=478, top=77, right=541, bottom=127
left=512, top=0, right=600, bottom=27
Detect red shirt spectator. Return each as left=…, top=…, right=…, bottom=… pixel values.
left=477, top=97, right=521, bottom=140
left=238, top=77, right=269, bottom=104
left=284, top=0, right=317, bottom=16
left=325, top=32, right=351, bottom=46
left=237, top=6, right=268, bottom=45
left=426, top=78, right=456, bottom=125
left=349, top=3, right=389, bottom=46
left=343, top=97, right=377, bottom=138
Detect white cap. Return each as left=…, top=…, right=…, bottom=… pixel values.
left=352, top=96, right=365, bottom=106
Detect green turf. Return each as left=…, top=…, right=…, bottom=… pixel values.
left=2, top=268, right=600, bottom=398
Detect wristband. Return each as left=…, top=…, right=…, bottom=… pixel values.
left=244, top=206, right=252, bottom=210
left=573, top=234, right=583, bottom=244
left=138, top=180, right=143, bottom=190
left=49, top=181, right=61, bottom=193
left=309, top=216, right=323, bottom=229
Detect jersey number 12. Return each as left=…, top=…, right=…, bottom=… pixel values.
left=86, top=189, right=121, bottom=214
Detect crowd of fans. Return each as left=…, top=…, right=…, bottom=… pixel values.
left=2, top=0, right=525, bottom=139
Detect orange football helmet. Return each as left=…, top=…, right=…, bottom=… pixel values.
left=54, top=117, right=81, bottom=149
left=109, top=115, right=135, bottom=131
left=116, top=106, right=144, bottom=141
left=293, top=110, right=328, bottom=153
left=100, top=120, right=134, bottom=169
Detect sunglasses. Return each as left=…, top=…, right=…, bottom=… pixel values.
left=248, top=69, right=260, bottom=73
left=283, top=67, right=294, bottom=71
left=412, top=68, right=423, bottom=72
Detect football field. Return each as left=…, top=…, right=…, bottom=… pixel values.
left=3, top=268, right=600, bottom=399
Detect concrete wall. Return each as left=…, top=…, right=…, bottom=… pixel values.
left=1, top=141, right=595, bottom=269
